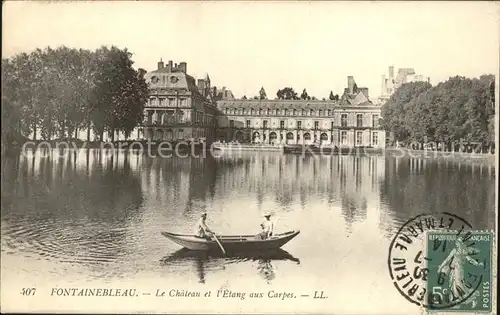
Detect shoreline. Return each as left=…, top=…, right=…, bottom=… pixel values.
left=4, top=142, right=497, bottom=165
left=384, top=147, right=496, bottom=163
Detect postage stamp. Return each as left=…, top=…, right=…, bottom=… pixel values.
left=425, top=231, right=494, bottom=313
left=388, top=212, right=475, bottom=307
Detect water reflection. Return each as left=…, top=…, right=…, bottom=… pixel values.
left=1, top=149, right=495, bottom=284
left=380, top=156, right=496, bottom=236
left=159, top=248, right=300, bottom=284
left=1, top=149, right=144, bottom=270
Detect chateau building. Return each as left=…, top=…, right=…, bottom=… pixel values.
left=133, top=60, right=220, bottom=142
left=379, top=66, right=430, bottom=103
left=216, top=76, right=385, bottom=147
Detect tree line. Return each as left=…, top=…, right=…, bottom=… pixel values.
left=1, top=46, right=149, bottom=147
left=241, top=87, right=340, bottom=101
left=381, top=75, right=495, bottom=150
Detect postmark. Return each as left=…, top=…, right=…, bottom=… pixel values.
left=387, top=212, right=474, bottom=308
left=425, top=231, right=493, bottom=312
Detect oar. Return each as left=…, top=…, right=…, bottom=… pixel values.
left=212, top=233, right=226, bottom=255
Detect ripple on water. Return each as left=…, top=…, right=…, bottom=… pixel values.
left=1, top=217, right=133, bottom=268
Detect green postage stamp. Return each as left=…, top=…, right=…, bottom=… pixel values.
left=425, top=231, right=494, bottom=313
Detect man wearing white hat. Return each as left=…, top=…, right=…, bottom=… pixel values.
left=257, top=212, right=274, bottom=240
left=195, top=212, right=214, bottom=240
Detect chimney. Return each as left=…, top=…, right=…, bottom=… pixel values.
left=389, top=66, right=394, bottom=79
left=178, top=62, right=187, bottom=73
left=361, top=87, right=369, bottom=98
left=347, top=76, right=355, bottom=94
left=167, top=60, right=173, bottom=72
left=197, top=79, right=205, bottom=92
left=157, top=59, right=164, bottom=70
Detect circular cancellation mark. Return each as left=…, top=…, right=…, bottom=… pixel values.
left=387, top=212, right=486, bottom=309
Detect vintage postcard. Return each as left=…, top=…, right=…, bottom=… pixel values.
left=1, top=1, right=498, bottom=314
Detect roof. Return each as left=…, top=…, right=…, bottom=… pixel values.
left=340, top=91, right=373, bottom=106
left=144, top=70, right=200, bottom=94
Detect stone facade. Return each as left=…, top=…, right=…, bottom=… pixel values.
left=132, top=60, right=220, bottom=142
left=216, top=77, right=386, bottom=148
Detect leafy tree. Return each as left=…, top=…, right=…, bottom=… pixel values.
left=381, top=81, right=432, bottom=141
left=301, top=88, right=309, bottom=100
left=259, top=87, right=267, bottom=100
left=276, top=87, right=298, bottom=100
left=242, top=95, right=247, bottom=100
left=329, top=91, right=335, bottom=100
left=2, top=45, right=148, bottom=146
left=381, top=75, right=495, bottom=150
left=90, top=46, right=148, bottom=141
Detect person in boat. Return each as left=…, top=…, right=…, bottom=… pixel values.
left=196, top=212, right=214, bottom=240
left=257, top=213, right=274, bottom=240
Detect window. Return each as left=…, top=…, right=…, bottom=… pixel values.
left=319, top=110, right=323, bottom=116
left=230, top=120, right=234, bottom=128
left=280, top=120, right=285, bottom=129
left=310, top=109, right=314, bottom=116
left=267, top=109, right=270, bottom=115
left=356, top=131, right=363, bottom=146
left=246, top=120, right=250, bottom=128
left=356, top=114, right=363, bottom=127
left=259, top=109, right=262, bottom=115
left=372, top=114, right=379, bottom=128
left=302, top=109, right=306, bottom=116
left=341, top=131, right=347, bottom=145
left=372, top=132, right=379, bottom=145
left=341, top=114, right=348, bottom=127
left=297, top=121, right=302, bottom=129
left=314, top=121, right=319, bottom=130
left=250, top=109, right=253, bottom=115
left=284, top=109, right=288, bottom=116
left=225, top=108, right=228, bottom=114
left=168, top=98, right=175, bottom=106
left=328, top=110, right=332, bottom=116
left=331, top=121, right=334, bottom=130
left=180, top=98, right=186, bottom=106
left=263, top=120, right=268, bottom=129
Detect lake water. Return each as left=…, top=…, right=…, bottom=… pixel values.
left=1, top=149, right=496, bottom=314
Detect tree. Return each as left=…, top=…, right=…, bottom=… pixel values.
left=90, top=46, right=148, bottom=141
left=259, top=87, right=267, bottom=100
left=381, top=75, right=495, bottom=149
left=329, top=91, right=335, bottom=100
left=381, top=81, right=432, bottom=141
left=242, top=95, right=247, bottom=100
left=301, top=88, right=309, bottom=100
left=276, top=87, right=298, bottom=100
left=2, top=45, right=148, bottom=145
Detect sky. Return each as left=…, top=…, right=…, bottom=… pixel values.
left=2, top=1, right=499, bottom=99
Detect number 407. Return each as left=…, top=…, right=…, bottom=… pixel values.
left=21, top=288, right=36, bottom=296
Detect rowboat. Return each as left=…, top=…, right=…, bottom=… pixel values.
left=161, top=230, right=300, bottom=252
